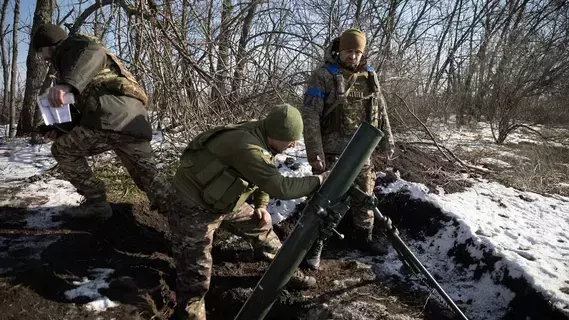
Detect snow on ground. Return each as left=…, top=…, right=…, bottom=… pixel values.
left=2, top=126, right=569, bottom=318
left=382, top=180, right=569, bottom=311
left=399, top=116, right=569, bottom=171
left=64, top=268, right=119, bottom=312
left=269, top=141, right=569, bottom=319
left=0, top=138, right=57, bottom=183
left=268, top=139, right=313, bottom=225
left=0, top=137, right=122, bottom=311
left=404, top=117, right=568, bottom=149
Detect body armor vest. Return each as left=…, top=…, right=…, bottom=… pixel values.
left=323, top=64, right=381, bottom=135
left=177, top=122, right=263, bottom=213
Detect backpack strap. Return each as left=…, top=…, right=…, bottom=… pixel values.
left=322, top=72, right=358, bottom=119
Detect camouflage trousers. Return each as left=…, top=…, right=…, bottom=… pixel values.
left=51, top=125, right=170, bottom=211
left=168, top=190, right=281, bottom=319
left=325, top=154, right=375, bottom=232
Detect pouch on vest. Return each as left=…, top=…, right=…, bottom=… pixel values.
left=202, top=169, right=252, bottom=211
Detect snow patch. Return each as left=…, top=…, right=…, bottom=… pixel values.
left=378, top=179, right=569, bottom=315
left=64, top=268, right=119, bottom=312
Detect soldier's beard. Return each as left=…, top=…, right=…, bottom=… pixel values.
left=340, top=60, right=358, bottom=71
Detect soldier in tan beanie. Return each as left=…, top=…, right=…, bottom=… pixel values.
left=339, top=28, right=367, bottom=70
left=299, top=28, right=396, bottom=270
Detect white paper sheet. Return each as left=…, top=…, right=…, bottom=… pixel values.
left=37, top=92, right=75, bottom=125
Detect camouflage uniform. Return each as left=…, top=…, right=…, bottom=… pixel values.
left=47, top=34, right=169, bottom=214
left=51, top=126, right=169, bottom=210
left=169, top=115, right=320, bottom=319
left=300, top=37, right=394, bottom=264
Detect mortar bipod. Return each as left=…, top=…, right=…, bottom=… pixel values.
left=348, top=186, right=470, bottom=320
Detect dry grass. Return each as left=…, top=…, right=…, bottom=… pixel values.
left=497, top=143, right=569, bottom=196
left=459, top=142, right=569, bottom=196
left=93, top=157, right=179, bottom=205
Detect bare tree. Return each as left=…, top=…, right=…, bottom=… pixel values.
left=8, top=0, right=19, bottom=137
left=0, top=0, right=8, bottom=127
left=17, top=0, right=54, bottom=136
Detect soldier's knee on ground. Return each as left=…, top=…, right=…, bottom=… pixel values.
left=252, top=230, right=281, bottom=261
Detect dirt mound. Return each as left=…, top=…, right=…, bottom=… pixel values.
left=374, top=143, right=472, bottom=194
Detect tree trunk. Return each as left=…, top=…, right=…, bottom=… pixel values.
left=0, top=0, right=9, bottom=126
left=211, top=0, right=232, bottom=107
left=17, top=0, right=54, bottom=136
left=9, top=0, right=19, bottom=138
left=231, top=0, right=260, bottom=94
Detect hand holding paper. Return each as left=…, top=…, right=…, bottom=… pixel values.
left=37, top=89, right=75, bottom=126
left=48, top=84, right=73, bottom=107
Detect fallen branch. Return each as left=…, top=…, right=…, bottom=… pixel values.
left=0, top=228, right=91, bottom=236
left=510, top=124, right=547, bottom=140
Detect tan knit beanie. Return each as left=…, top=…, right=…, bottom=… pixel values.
left=339, top=28, right=366, bottom=52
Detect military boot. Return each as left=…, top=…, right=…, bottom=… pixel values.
left=301, top=239, right=324, bottom=270
left=287, top=269, right=317, bottom=289
left=170, top=299, right=206, bottom=320
left=62, top=197, right=113, bottom=220
left=353, top=229, right=388, bottom=256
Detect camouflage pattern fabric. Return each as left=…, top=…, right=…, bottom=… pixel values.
left=325, top=155, right=375, bottom=231
left=300, top=38, right=394, bottom=162
left=168, top=191, right=282, bottom=319
left=52, top=34, right=153, bottom=140
left=79, top=34, right=149, bottom=105
left=301, top=38, right=394, bottom=232
left=51, top=125, right=170, bottom=211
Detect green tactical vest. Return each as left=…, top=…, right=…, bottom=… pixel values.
left=177, top=122, right=264, bottom=213
left=323, top=64, right=381, bottom=135
left=80, top=34, right=149, bottom=106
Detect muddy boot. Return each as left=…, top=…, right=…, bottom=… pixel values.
left=287, top=269, right=317, bottom=289
left=353, top=230, right=388, bottom=256
left=253, top=248, right=276, bottom=262
left=62, top=197, right=113, bottom=220
left=301, top=239, right=324, bottom=270
left=171, top=299, right=206, bottom=320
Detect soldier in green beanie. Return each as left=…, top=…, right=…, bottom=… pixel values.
left=300, top=28, right=396, bottom=269
left=168, top=104, right=329, bottom=320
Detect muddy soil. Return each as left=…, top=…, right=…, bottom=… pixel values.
left=0, top=145, right=565, bottom=320
left=0, top=196, right=454, bottom=320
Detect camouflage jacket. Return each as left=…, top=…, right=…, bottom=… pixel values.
left=300, top=37, right=394, bottom=162
left=173, top=120, right=320, bottom=214
left=53, top=34, right=152, bottom=140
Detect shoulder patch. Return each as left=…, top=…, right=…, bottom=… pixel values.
left=305, top=88, right=325, bottom=99
left=247, top=145, right=276, bottom=166
left=259, top=148, right=275, bottom=165
left=325, top=64, right=341, bottom=75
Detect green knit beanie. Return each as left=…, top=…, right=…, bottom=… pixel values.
left=32, top=23, right=68, bottom=51
left=265, top=104, right=303, bottom=141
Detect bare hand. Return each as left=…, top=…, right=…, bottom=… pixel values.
left=309, top=154, right=326, bottom=174
left=317, top=170, right=331, bottom=184
left=43, top=131, right=58, bottom=142
left=255, top=207, right=272, bottom=228
left=48, top=84, right=72, bottom=108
